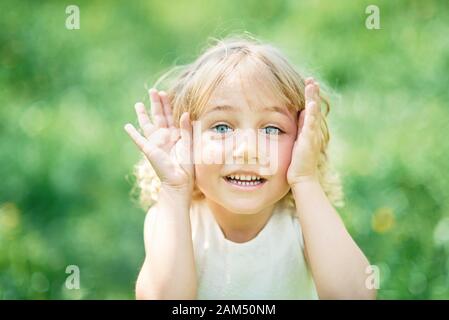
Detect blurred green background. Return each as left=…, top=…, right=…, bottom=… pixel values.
left=1, top=0, right=448, bottom=299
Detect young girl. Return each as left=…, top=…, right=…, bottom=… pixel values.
left=124, top=36, right=376, bottom=300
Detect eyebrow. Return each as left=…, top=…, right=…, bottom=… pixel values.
left=204, top=105, right=293, bottom=118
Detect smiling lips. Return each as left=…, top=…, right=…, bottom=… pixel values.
left=223, top=174, right=267, bottom=189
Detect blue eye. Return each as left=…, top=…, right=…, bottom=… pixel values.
left=212, top=124, right=232, bottom=134
left=263, top=126, right=282, bottom=135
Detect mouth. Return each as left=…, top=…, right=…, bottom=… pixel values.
left=222, top=173, right=267, bottom=190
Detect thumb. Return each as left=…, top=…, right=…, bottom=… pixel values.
left=179, top=112, right=192, bottom=140
left=124, top=123, right=174, bottom=181
left=176, top=112, right=193, bottom=166
left=297, top=108, right=306, bottom=137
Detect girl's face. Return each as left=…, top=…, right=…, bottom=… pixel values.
left=194, top=73, right=299, bottom=214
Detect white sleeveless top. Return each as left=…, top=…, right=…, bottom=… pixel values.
left=190, top=200, right=318, bottom=300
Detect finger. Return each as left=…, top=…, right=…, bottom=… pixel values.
left=305, top=83, right=317, bottom=103
left=297, top=108, right=306, bottom=136
left=177, top=112, right=193, bottom=165
left=179, top=112, right=192, bottom=141
left=304, top=101, right=319, bottom=131
left=315, top=81, right=320, bottom=94
left=313, top=81, right=321, bottom=102
left=124, top=123, right=150, bottom=152
left=159, top=91, right=175, bottom=128
left=135, top=102, right=156, bottom=137
left=124, top=123, right=171, bottom=174
left=149, top=88, right=168, bottom=128
left=305, top=77, right=314, bottom=85
left=313, top=82, right=322, bottom=116
left=305, top=83, right=321, bottom=117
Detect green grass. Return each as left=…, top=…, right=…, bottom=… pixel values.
left=1, top=0, right=448, bottom=299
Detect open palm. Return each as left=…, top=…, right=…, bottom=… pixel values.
left=287, top=78, right=322, bottom=185
left=124, top=89, right=194, bottom=190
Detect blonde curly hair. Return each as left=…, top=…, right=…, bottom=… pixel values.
left=133, top=35, right=344, bottom=210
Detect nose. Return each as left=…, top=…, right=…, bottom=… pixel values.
left=232, top=129, right=258, bottom=164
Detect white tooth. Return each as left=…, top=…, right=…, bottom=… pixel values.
left=237, top=181, right=242, bottom=185
left=235, top=174, right=240, bottom=180
left=244, top=175, right=250, bottom=180
left=251, top=175, right=256, bottom=180
left=231, top=175, right=235, bottom=179
left=256, top=177, right=260, bottom=181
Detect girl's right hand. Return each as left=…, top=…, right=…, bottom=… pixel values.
left=124, top=89, right=194, bottom=193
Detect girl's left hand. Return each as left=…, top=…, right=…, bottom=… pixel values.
left=287, top=77, right=322, bottom=186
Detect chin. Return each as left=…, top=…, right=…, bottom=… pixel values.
left=222, top=201, right=266, bottom=215
left=214, top=192, right=279, bottom=215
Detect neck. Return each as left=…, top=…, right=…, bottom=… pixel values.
left=204, top=198, right=276, bottom=243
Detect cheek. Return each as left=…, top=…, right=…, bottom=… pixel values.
left=195, top=134, right=226, bottom=164
left=194, top=163, right=221, bottom=195
left=274, top=138, right=295, bottom=174
left=253, top=137, right=294, bottom=178
left=194, top=138, right=224, bottom=190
